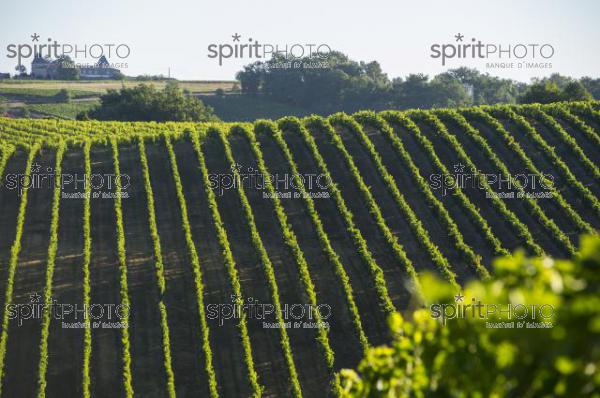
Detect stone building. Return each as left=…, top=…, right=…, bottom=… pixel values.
left=31, top=54, right=120, bottom=79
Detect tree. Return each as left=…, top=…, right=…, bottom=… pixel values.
left=362, top=61, right=388, bottom=86
left=236, top=62, right=263, bottom=96
left=14, top=64, right=27, bottom=76
left=562, top=81, right=592, bottom=101
left=234, top=52, right=597, bottom=112
left=79, top=82, right=218, bottom=122
left=580, top=77, right=600, bottom=99
left=340, top=235, right=600, bottom=397
left=518, top=81, right=563, bottom=104
left=391, top=74, right=433, bottom=109
left=543, top=73, right=574, bottom=89
left=429, top=74, right=472, bottom=108
left=55, top=89, right=71, bottom=103
left=54, top=56, right=79, bottom=80
left=235, top=51, right=395, bottom=113
left=439, top=67, right=520, bottom=105
left=519, top=80, right=593, bottom=104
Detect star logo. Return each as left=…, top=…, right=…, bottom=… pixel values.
left=31, top=162, right=42, bottom=173
left=453, top=163, right=466, bottom=173
left=454, top=292, right=464, bottom=302
left=232, top=33, right=241, bottom=42
left=454, top=33, right=464, bottom=42
left=230, top=162, right=243, bottom=174
left=230, top=294, right=243, bottom=304
left=31, top=33, right=40, bottom=42
left=29, top=292, right=41, bottom=303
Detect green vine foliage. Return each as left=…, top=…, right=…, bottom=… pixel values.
left=219, top=125, right=303, bottom=398
left=274, top=117, right=371, bottom=354
left=340, top=235, right=600, bottom=398
left=0, top=143, right=40, bottom=395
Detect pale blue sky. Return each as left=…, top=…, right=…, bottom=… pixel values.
left=1, top=0, right=598, bottom=81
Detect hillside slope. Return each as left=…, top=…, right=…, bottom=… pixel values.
left=0, top=101, right=598, bottom=397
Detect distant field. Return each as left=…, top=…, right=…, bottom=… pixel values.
left=0, top=79, right=236, bottom=94
left=0, top=87, right=98, bottom=98
left=0, top=79, right=238, bottom=120
left=27, top=101, right=99, bottom=119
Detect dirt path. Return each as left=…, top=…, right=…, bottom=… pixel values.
left=44, top=146, right=85, bottom=398
left=88, top=143, right=125, bottom=398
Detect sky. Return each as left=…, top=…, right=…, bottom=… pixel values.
left=1, top=0, right=599, bottom=82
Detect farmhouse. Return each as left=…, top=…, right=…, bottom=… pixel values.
left=79, top=56, right=121, bottom=79
left=31, top=54, right=56, bottom=78
left=31, top=54, right=121, bottom=79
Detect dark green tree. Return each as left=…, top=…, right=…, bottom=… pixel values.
left=580, top=77, right=600, bottom=99
left=518, top=81, right=564, bottom=104
left=54, top=56, right=79, bottom=80
left=439, top=67, right=520, bottom=105
left=55, top=89, right=71, bottom=103
left=79, top=82, right=218, bottom=122
left=562, top=81, right=593, bottom=101
left=236, top=62, right=263, bottom=96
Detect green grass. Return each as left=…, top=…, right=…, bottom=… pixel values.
left=0, top=80, right=235, bottom=94
left=27, top=101, right=99, bottom=119
left=0, top=87, right=98, bottom=98
left=199, top=94, right=312, bottom=121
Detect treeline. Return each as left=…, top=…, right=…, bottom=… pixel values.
left=236, top=52, right=600, bottom=113
left=78, top=82, right=218, bottom=122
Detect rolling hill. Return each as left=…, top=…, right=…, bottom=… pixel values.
left=0, top=100, right=598, bottom=397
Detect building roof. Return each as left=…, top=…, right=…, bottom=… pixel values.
left=96, top=55, right=110, bottom=68
left=32, top=54, right=50, bottom=65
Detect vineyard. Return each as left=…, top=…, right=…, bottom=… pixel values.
left=0, top=100, right=598, bottom=397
